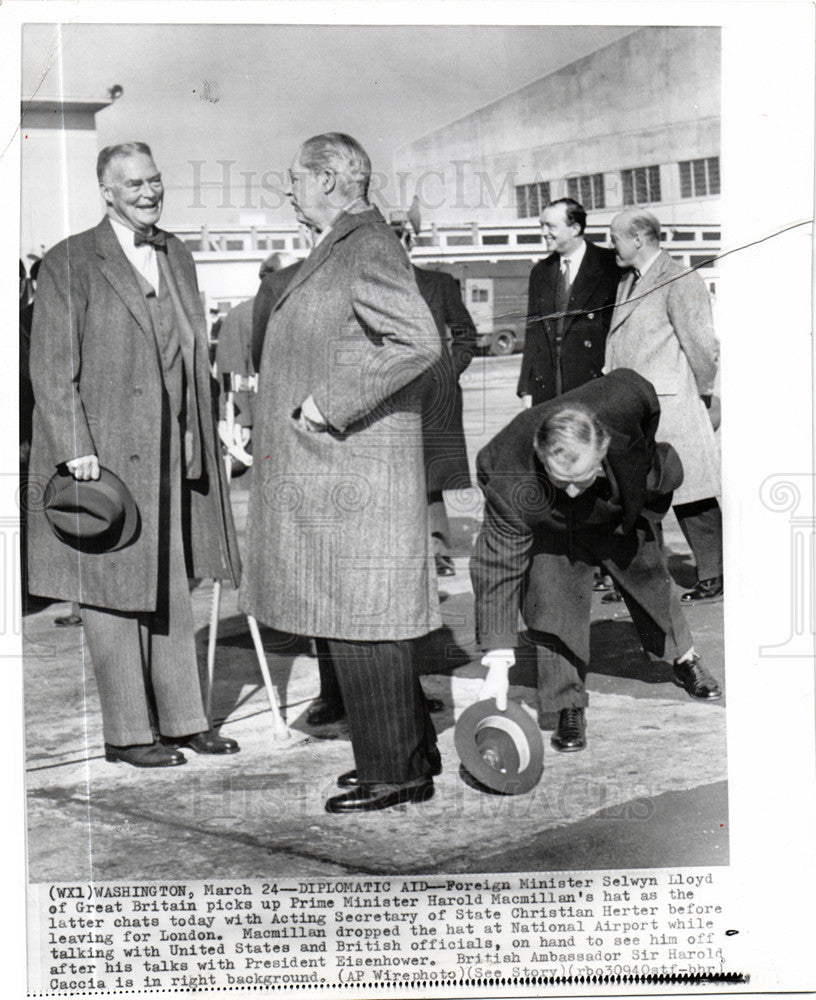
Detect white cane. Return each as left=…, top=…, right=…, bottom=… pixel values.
left=207, top=375, right=302, bottom=744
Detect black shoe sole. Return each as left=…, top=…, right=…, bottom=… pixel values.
left=104, top=749, right=186, bottom=767
left=326, top=782, right=435, bottom=813
left=550, top=739, right=586, bottom=752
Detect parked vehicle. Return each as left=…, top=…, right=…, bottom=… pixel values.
left=420, top=259, right=535, bottom=356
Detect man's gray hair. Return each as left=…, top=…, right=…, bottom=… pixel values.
left=97, top=142, right=154, bottom=182
left=534, top=406, right=611, bottom=468
left=621, top=209, right=661, bottom=246
left=299, top=133, right=371, bottom=199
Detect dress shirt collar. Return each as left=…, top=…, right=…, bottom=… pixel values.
left=107, top=214, right=161, bottom=292
left=560, top=238, right=587, bottom=275
left=636, top=247, right=662, bottom=279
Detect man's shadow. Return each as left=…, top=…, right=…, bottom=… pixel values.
left=194, top=616, right=313, bottom=730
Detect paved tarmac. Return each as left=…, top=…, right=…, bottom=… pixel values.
left=23, top=356, right=727, bottom=882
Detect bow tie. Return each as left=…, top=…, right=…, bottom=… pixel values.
left=133, top=229, right=167, bottom=251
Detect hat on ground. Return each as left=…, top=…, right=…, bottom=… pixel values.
left=455, top=698, right=544, bottom=795
left=44, top=467, right=140, bottom=553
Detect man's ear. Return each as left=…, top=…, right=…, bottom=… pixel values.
left=99, top=183, right=113, bottom=207
left=321, top=169, right=337, bottom=195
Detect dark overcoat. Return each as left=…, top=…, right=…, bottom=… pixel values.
left=471, top=369, right=684, bottom=662
left=251, top=262, right=302, bottom=372
left=239, top=207, right=443, bottom=641
left=413, top=266, right=475, bottom=494
left=517, top=241, right=620, bottom=403
left=27, top=218, right=240, bottom=610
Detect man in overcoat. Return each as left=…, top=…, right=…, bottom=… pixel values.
left=471, top=368, right=721, bottom=753
left=517, top=198, right=620, bottom=406
left=605, top=209, right=723, bottom=603
left=27, top=142, right=241, bottom=767
left=240, top=133, right=443, bottom=813
left=409, top=254, right=476, bottom=577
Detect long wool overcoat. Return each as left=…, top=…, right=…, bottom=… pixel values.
left=604, top=250, right=720, bottom=505
left=26, top=218, right=241, bottom=610
left=239, top=207, right=443, bottom=641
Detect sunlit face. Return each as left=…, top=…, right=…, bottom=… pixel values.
left=543, top=445, right=606, bottom=498
left=285, top=153, right=325, bottom=229
left=540, top=203, right=581, bottom=255
left=100, top=152, right=163, bottom=233
left=610, top=218, right=639, bottom=268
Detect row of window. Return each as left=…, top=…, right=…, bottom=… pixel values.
left=515, top=157, right=720, bottom=218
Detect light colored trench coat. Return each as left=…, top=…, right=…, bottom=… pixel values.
left=604, top=250, right=720, bottom=505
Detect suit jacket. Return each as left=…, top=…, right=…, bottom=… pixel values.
left=215, top=297, right=255, bottom=425
left=27, top=217, right=240, bottom=610
left=517, top=241, right=620, bottom=403
left=605, top=250, right=720, bottom=504
left=251, top=261, right=302, bottom=371
left=239, top=206, right=443, bottom=640
left=412, top=266, right=476, bottom=493
left=470, top=369, right=682, bottom=654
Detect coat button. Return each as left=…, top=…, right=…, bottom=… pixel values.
left=588, top=312, right=595, bottom=320
left=130, top=454, right=140, bottom=463
left=134, top=387, right=143, bottom=396
left=584, top=340, right=592, bottom=348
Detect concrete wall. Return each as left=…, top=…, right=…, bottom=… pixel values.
left=393, top=26, right=721, bottom=226
left=20, top=100, right=111, bottom=260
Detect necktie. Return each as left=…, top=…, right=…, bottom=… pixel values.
left=556, top=258, right=571, bottom=314
left=626, top=268, right=640, bottom=300
left=554, top=257, right=571, bottom=395
left=134, top=228, right=168, bottom=252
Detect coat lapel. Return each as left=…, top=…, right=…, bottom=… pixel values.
left=93, top=218, right=155, bottom=341
left=609, top=251, right=671, bottom=335
left=273, top=207, right=382, bottom=312
left=563, top=243, right=602, bottom=335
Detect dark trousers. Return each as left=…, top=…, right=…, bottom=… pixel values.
left=81, top=404, right=208, bottom=746
left=673, top=498, right=723, bottom=580
left=526, top=521, right=694, bottom=715
left=314, top=637, right=438, bottom=784
left=428, top=492, right=451, bottom=554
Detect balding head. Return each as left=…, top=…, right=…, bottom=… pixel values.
left=610, top=209, right=662, bottom=268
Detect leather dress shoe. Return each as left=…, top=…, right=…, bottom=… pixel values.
left=161, top=729, right=240, bottom=754
left=681, top=576, right=724, bottom=603
left=593, top=571, right=612, bottom=592
left=338, top=755, right=442, bottom=788
left=601, top=586, right=622, bottom=604
left=435, top=553, right=456, bottom=577
left=306, top=698, right=345, bottom=725
left=551, top=707, right=587, bottom=752
left=326, top=778, right=435, bottom=813
left=673, top=654, right=722, bottom=700
left=104, top=741, right=186, bottom=768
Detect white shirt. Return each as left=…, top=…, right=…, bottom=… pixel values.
left=559, top=238, right=587, bottom=281
left=108, top=214, right=160, bottom=292
left=636, top=247, right=662, bottom=279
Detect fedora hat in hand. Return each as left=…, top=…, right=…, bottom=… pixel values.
left=44, top=466, right=140, bottom=553
left=455, top=698, right=544, bottom=795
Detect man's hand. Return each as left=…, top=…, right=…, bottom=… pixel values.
left=521, top=394, right=533, bottom=409
left=479, top=649, right=515, bottom=711
left=66, top=454, right=100, bottom=481
left=297, top=395, right=328, bottom=432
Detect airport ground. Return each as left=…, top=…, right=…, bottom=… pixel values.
left=23, top=355, right=727, bottom=882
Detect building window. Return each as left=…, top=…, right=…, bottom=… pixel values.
left=690, top=255, right=716, bottom=269
left=517, top=233, right=542, bottom=244
left=447, top=235, right=474, bottom=246
left=566, top=173, right=605, bottom=211
left=679, top=157, right=720, bottom=198
left=622, top=165, right=662, bottom=206
left=515, top=181, right=551, bottom=219
left=482, top=234, right=509, bottom=245
left=471, top=288, right=489, bottom=303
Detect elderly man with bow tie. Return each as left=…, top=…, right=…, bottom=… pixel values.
left=27, top=142, right=241, bottom=768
